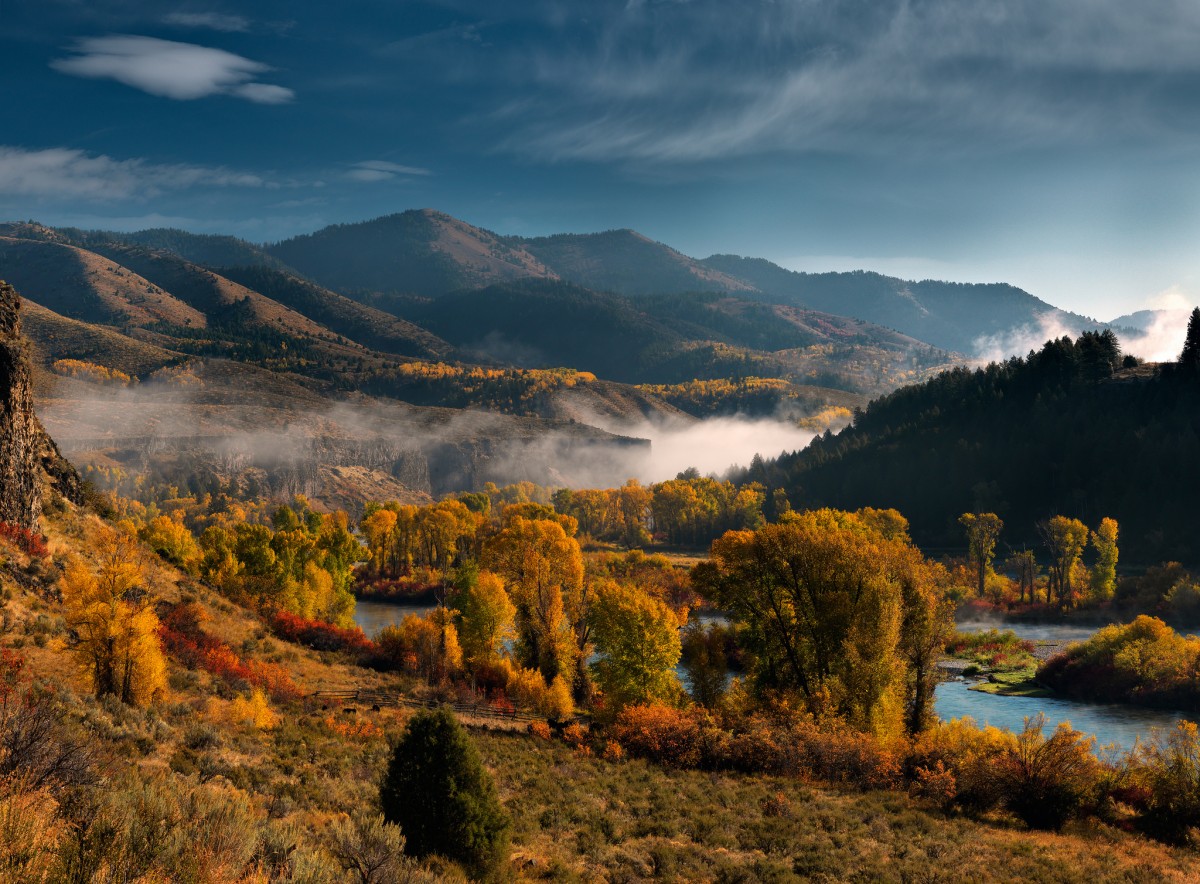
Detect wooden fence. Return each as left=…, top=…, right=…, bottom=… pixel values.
left=308, top=689, right=544, bottom=724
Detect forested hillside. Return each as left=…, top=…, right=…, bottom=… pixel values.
left=752, top=328, right=1200, bottom=562
left=403, top=279, right=953, bottom=391
left=702, top=255, right=1105, bottom=353
left=516, top=228, right=752, bottom=295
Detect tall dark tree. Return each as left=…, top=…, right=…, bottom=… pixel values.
left=1181, top=307, right=1200, bottom=372
left=380, top=708, right=510, bottom=881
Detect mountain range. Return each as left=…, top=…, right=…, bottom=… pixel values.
left=0, top=208, right=1135, bottom=511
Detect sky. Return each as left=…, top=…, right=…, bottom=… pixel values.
left=6, top=0, right=1200, bottom=320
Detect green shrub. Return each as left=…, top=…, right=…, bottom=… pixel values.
left=380, top=708, right=510, bottom=881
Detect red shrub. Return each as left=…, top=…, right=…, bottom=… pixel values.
left=270, top=611, right=375, bottom=656
left=0, top=522, right=49, bottom=558
left=0, top=647, right=25, bottom=705
left=612, top=704, right=713, bottom=768
left=159, top=603, right=300, bottom=701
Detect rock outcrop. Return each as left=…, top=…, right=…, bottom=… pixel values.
left=0, top=281, right=82, bottom=528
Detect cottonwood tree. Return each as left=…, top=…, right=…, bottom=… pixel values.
left=694, top=508, right=949, bottom=738
left=1038, top=516, right=1089, bottom=607
left=588, top=581, right=682, bottom=708
left=60, top=526, right=166, bottom=706
left=681, top=622, right=731, bottom=708
left=1006, top=549, right=1038, bottom=605
left=453, top=570, right=516, bottom=668
left=482, top=516, right=582, bottom=684
left=1089, top=517, right=1119, bottom=600
left=959, top=512, right=1003, bottom=599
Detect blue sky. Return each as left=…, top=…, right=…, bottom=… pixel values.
left=6, top=0, right=1200, bottom=319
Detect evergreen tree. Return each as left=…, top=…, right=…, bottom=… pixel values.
left=1181, top=307, right=1200, bottom=372
left=380, top=708, right=510, bottom=881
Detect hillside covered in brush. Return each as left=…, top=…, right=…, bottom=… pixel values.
left=0, top=217, right=957, bottom=422
left=261, top=209, right=1105, bottom=354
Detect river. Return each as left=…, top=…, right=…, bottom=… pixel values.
left=353, top=602, right=1193, bottom=751
left=353, top=598, right=438, bottom=637
left=935, top=620, right=1191, bottom=752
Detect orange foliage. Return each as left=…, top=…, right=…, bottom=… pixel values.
left=324, top=714, right=383, bottom=741
left=51, top=359, right=132, bottom=385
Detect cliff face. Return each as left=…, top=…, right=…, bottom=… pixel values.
left=0, top=281, right=82, bottom=528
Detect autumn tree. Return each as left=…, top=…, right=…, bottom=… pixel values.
left=616, top=479, right=653, bottom=547
left=60, top=526, right=166, bottom=706
left=1089, top=517, right=1119, bottom=600
left=959, top=512, right=1003, bottom=599
left=138, top=513, right=201, bottom=574
left=680, top=622, right=731, bottom=708
left=360, top=507, right=398, bottom=576
left=588, top=582, right=682, bottom=709
left=376, top=611, right=463, bottom=682
left=1006, top=549, right=1038, bottom=605
left=1038, top=516, right=1089, bottom=607
left=482, top=516, right=582, bottom=683
left=453, top=570, right=516, bottom=667
left=897, top=559, right=955, bottom=734
left=694, top=508, right=929, bottom=738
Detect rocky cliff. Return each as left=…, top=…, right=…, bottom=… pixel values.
left=0, top=281, right=82, bottom=528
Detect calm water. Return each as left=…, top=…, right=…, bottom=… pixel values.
left=353, top=598, right=438, bottom=638
left=941, top=618, right=1192, bottom=752
left=353, top=604, right=1193, bottom=750
left=933, top=680, right=1187, bottom=753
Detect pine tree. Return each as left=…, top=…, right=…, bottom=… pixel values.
left=380, top=708, right=510, bottom=881
left=1181, top=307, right=1200, bottom=372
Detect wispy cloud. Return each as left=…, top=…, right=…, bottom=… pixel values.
left=480, top=0, right=1200, bottom=163
left=51, top=35, right=294, bottom=103
left=162, top=12, right=251, bottom=33
left=346, top=160, right=432, bottom=182
left=0, top=146, right=269, bottom=200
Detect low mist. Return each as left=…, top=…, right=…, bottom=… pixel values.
left=972, top=309, right=1195, bottom=365
left=588, top=413, right=818, bottom=485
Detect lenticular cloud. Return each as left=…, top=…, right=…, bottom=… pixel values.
left=52, top=35, right=294, bottom=104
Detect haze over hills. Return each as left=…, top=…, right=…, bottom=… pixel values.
left=259, top=209, right=1109, bottom=355
left=699, top=255, right=1108, bottom=355
left=0, top=206, right=1144, bottom=517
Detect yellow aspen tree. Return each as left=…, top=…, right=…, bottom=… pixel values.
left=60, top=526, right=166, bottom=706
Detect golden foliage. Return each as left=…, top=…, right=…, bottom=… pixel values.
left=51, top=358, right=132, bottom=386
left=59, top=526, right=166, bottom=706
left=225, top=689, right=279, bottom=731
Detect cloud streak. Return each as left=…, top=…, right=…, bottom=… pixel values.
left=52, top=35, right=294, bottom=103
left=0, top=146, right=269, bottom=200
left=162, top=12, right=251, bottom=33
left=466, top=0, right=1200, bottom=163
left=346, top=160, right=432, bottom=182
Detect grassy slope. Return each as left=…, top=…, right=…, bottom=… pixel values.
left=1, top=505, right=1195, bottom=881
left=0, top=236, right=206, bottom=327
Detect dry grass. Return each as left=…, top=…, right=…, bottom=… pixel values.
left=1, top=503, right=1198, bottom=882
